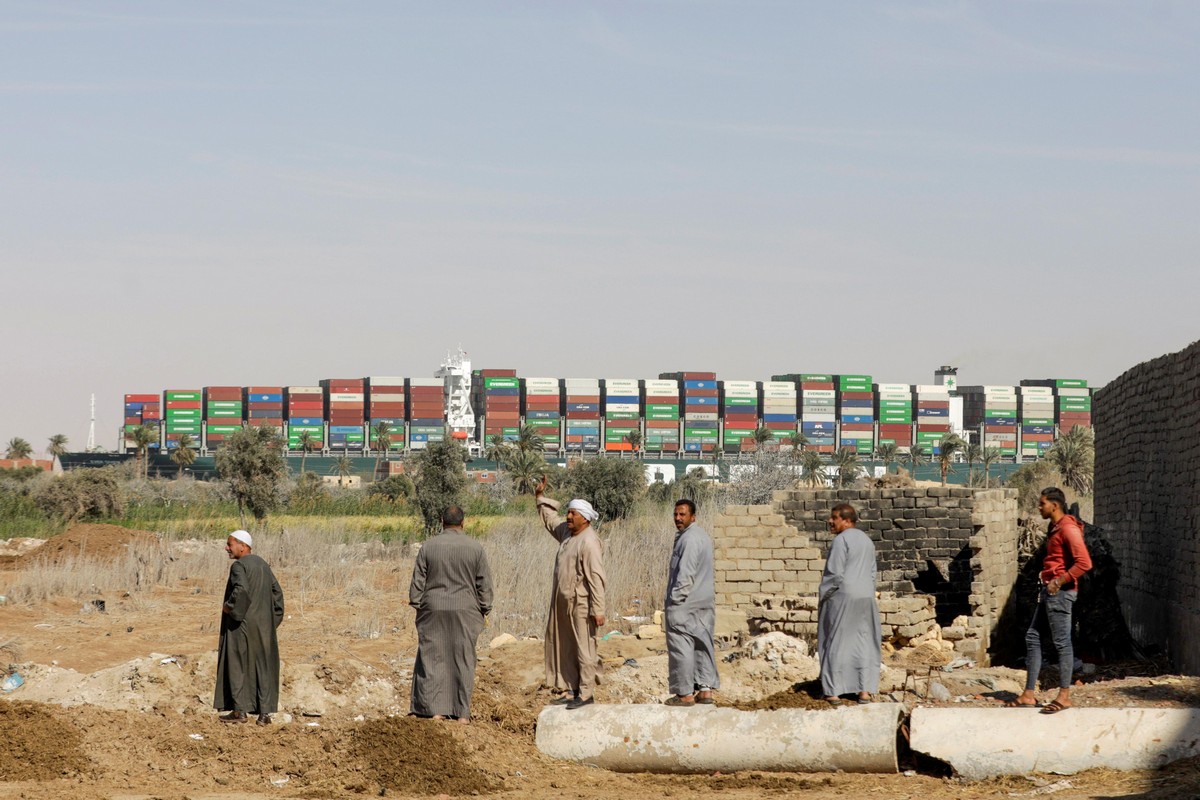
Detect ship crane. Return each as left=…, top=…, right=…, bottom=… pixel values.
left=437, top=345, right=478, bottom=454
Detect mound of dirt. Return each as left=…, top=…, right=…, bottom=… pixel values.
left=733, top=680, right=837, bottom=711
left=0, top=701, right=90, bottom=780
left=14, top=523, right=161, bottom=566
left=350, top=716, right=497, bottom=795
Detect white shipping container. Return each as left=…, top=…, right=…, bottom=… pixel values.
left=1019, top=386, right=1054, bottom=396
left=876, top=383, right=910, bottom=394
left=287, top=386, right=323, bottom=394
left=367, top=376, right=406, bottom=385
left=804, top=413, right=837, bottom=422
left=644, top=380, right=679, bottom=393
left=1056, top=388, right=1091, bottom=397
left=914, top=385, right=950, bottom=396
left=409, top=378, right=442, bottom=387
left=685, top=412, right=719, bottom=422
left=723, top=380, right=758, bottom=392
left=603, top=379, right=639, bottom=391
left=802, top=390, right=836, bottom=399
left=762, top=390, right=798, bottom=400
left=369, top=393, right=405, bottom=402
left=330, top=393, right=365, bottom=402
left=877, top=392, right=912, bottom=402
left=764, top=382, right=796, bottom=393
left=605, top=403, right=639, bottom=413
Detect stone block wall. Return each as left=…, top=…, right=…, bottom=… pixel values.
left=714, top=487, right=1019, bottom=663
left=1095, top=339, right=1200, bottom=674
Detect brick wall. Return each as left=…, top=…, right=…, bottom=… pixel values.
left=713, top=487, right=1019, bottom=663
left=1094, top=339, right=1200, bottom=674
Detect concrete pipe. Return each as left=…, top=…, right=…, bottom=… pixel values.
left=910, top=707, right=1200, bottom=780
left=535, top=703, right=903, bottom=773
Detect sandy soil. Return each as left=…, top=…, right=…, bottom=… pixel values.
left=1, top=525, right=1199, bottom=800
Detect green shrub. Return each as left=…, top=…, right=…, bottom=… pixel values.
left=33, top=468, right=124, bottom=522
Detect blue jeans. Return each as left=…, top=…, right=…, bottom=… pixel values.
left=1025, top=587, right=1077, bottom=690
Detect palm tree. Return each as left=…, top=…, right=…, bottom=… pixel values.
left=800, top=450, right=827, bottom=488
left=833, top=448, right=862, bottom=488
left=5, top=437, right=33, bottom=461
left=516, top=424, right=545, bottom=455
left=330, top=454, right=354, bottom=487
left=372, top=421, right=393, bottom=479
left=47, top=434, right=69, bottom=468
left=980, top=446, right=1003, bottom=488
left=752, top=426, right=774, bottom=450
left=624, top=428, right=643, bottom=458
left=128, top=424, right=158, bottom=479
left=906, top=444, right=929, bottom=479
left=504, top=449, right=546, bottom=494
left=484, top=433, right=512, bottom=465
left=875, top=442, right=899, bottom=474
left=786, top=431, right=808, bottom=462
left=297, top=430, right=318, bottom=474
left=1046, top=425, right=1094, bottom=495
left=170, top=433, right=197, bottom=476
left=964, top=443, right=982, bottom=476
left=936, top=434, right=967, bottom=486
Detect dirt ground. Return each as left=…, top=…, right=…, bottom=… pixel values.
left=2, top=525, right=1199, bottom=800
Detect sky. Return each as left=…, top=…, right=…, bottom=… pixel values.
left=2, top=1, right=1197, bottom=454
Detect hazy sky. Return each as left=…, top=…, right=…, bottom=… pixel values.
left=2, top=1, right=1197, bottom=454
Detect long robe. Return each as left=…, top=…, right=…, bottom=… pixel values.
left=665, top=522, right=720, bottom=696
left=538, top=497, right=607, bottom=700
left=817, top=527, right=881, bottom=697
left=214, top=553, right=284, bottom=714
left=408, top=528, right=494, bottom=719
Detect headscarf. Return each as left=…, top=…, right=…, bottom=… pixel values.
left=229, top=529, right=253, bottom=548
left=567, top=499, right=599, bottom=523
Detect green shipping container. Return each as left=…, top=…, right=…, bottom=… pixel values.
left=605, top=412, right=640, bottom=421
left=855, top=441, right=874, bottom=454
left=646, top=404, right=680, bottom=414
left=207, top=410, right=242, bottom=418
left=166, top=424, right=201, bottom=433
left=483, top=377, right=520, bottom=389
left=878, top=400, right=913, bottom=410
left=799, top=374, right=833, bottom=382
left=207, top=401, right=242, bottom=410
left=208, top=425, right=242, bottom=434
left=1054, top=379, right=1088, bottom=388
left=1058, top=398, right=1092, bottom=410
left=985, top=409, right=1017, bottom=418
left=165, top=391, right=201, bottom=401
left=724, top=397, right=758, bottom=406
left=1022, top=417, right=1055, bottom=426
left=646, top=412, right=680, bottom=421
left=411, top=426, right=445, bottom=435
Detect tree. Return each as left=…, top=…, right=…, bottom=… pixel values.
left=726, top=449, right=800, bottom=505
left=1046, top=425, right=1094, bottom=495
left=5, top=437, right=33, bottom=461
left=980, top=447, right=1002, bottom=488
left=128, top=425, right=158, bottom=479
left=504, top=448, right=547, bottom=494
left=833, top=448, right=862, bottom=488
left=964, top=443, right=983, bottom=477
left=786, top=431, right=808, bottom=461
left=296, top=430, right=318, bottom=474
left=47, top=434, right=69, bottom=468
left=906, top=444, right=929, bottom=477
left=516, top=424, right=545, bottom=455
left=412, top=440, right=470, bottom=535
left=562, top=456, right=646, bottom=522
left=875, top=442, right=899, bottom=473
left=800, top=450, right=827, bottom=487
left=169, top=433, right=197, bottom=477
left=484, top=433, right=512, bottom=465
left=367, top=473, right=415, bottom=503
left=623, top=428, right=643, bottom=458
left=752, top=426, right=774, bottom=450
left=331, top=454, right=354, bottom=487
left=214, top=425, right=288, bottom=527
left=34, top=467, right=123, bottom=522
left=372, top=421, right=393, bottom=479
left=935, top=434, right=967, bottom=486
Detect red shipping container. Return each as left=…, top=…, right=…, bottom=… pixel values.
left=479, top=369, right=517, bottom=377
left=125, top=393, right=160, bottom=403
left=205, top=387, right=242, bottom=400
left=565, top=411, right=600, bottom=420
left=765, top=421, right=794, bottom=430
left=525, top=401, right=560, bottom=410
left=839, top=391, right=873, bottom=400
left=644, top=395, right=679, bottom=403
left=247, top=386, right=284, bottom=394
left=800, top=382, right=835, bottom=390
left=878, top=424, right=912, bottom=433
left=684, top=388, right=718, bottom=398
left=645, top=420, right=678, bottom=429
left=125, top=416, right=141, bottom=425
left=917, top=401, right=950, bottom=410
left=605, top=443, right=633, bottom=452
left=842, top=423, right=873, bottom=431
left=247, top=419, right=283, bottom=427
left=166, top=400, right=202, bottom=409
left=142, top=412, right=161, bottom=420
left=565, top=395, right=601, bottom=403
left=678, top=372, right=716, bottom=380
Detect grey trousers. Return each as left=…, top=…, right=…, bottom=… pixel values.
left=666, top=608, right=720, bottom=696
left=1025, top=587, right=1077, bottom=690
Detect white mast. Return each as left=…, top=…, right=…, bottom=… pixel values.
left=87, top=393, right=96, bottom=452
left=437, top=345, right=476, bottom=444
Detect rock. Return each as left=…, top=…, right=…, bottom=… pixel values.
left=928, top=681, right=952, bottom=702
left=746, top=631, right=807, bottom=660
left=489, top=633, right=517, bottom=649
left=637, top=625, right=663, bottom=640
left=652, top=610, right=663, bottom=626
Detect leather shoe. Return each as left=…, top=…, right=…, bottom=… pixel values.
left=256, top=714, right=271, bottom=726
left=565, top=697, right=594, bottom=710
left=219, top=711, right=249, bottom=724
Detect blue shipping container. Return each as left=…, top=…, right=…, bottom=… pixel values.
left=409, top=417, right=443, bottom=426
left=248, top=393, right=283, bottom=403
left=841, top=415, right=874, bottom=424
left=485, top=387, right=519, bottom=396
left=605, top=394, right=639, bottom=404
left=289, top=417, right=322, bottom=426
left=762, top=414, right=796, bottom=423
left=526, top=410, right=560, bottom=419
left=683, top=380, right=717, bottom=390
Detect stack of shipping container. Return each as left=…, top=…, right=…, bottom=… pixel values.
left=798, top=374, right=836, bottom=454
left=475, top=370, right=521, bottom=444
left=563, top=378, right=601, bottom=452
left=246, top=387, right=284, bottom=440
left=602, top=379, right=640, bottom=453
left=875, top=383, right=914, bottom=451
left=407, top=378, right=445, bottom=450
left=720, top=380, right=759, bottom=453
left=286, top=386, right=325, bottom=450
left=1018, top=385, right=1055, bottom=458
left=1055, top=380, right=1092, bottom=432
left=367, top=377, right=406, bottom=453
left=761, top=381, right=798, bottom=446
left=961, top=385, right=1018, bottom=457
left=123, top=393, right=161, bottom=451
left=522, top=377, right=562, bottom=452
left=202, top=386, right=243, bottom=450
left=837, top=374, right=875, bottom=454
left=643, top=378, right=680, bottom=453
left=663, top=372, right=718, bottom=454
left=322, top=378, right=364, bottom=451
left=164, top=390, right=202, bottom=449
left=914, top=384, right=952, bottom=454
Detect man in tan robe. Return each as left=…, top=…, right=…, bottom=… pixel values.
left=535, top=476, right=607, bottom=709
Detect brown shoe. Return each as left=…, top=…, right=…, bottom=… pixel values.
left=256, top=714, right=271, bottom=726
left=219, top=711, right=249, bottom=724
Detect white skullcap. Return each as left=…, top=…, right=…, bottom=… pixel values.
left=567, top=499, right=599, bottom=522
left=229, top=529, right=253, bottom=548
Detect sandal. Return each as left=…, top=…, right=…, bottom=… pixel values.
left=825, top=697, right=843, bottom=706
left=1040, top=699, right=1071, bottom=715
left=664, top=696, right=696, bottom=707
left=1004, top=698, right=1041, bottom=708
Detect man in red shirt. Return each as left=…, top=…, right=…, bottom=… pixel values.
left=1009, top=487, right=1092, bottom=714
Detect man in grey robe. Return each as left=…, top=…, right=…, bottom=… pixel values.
left=214, top=529, right=284, bottom=725
left=664, top=498, right=719, bottom=706
left=409, top=505, right=493, bottom=722
left=817, top=503, right=881, bottom=704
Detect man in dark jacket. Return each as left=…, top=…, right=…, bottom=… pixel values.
left=214, top=529, right=284, bottom=725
